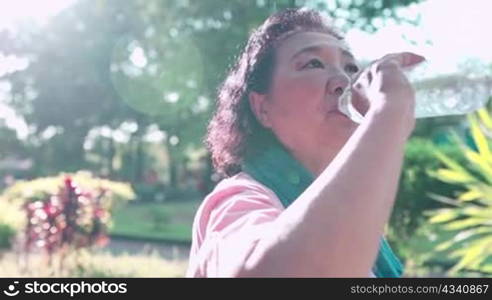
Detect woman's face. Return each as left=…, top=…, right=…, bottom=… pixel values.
left=249, top=31, right=361, bottom=173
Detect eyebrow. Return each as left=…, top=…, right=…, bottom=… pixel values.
left=291, top=44, right=355, bottom=61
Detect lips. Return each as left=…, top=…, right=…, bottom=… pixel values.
left=326, top=108, right=349, bottom=119
left=330, top=110, right=349, bottom=117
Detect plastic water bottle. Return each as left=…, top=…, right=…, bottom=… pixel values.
left=338, top=63, right=492, bottom=123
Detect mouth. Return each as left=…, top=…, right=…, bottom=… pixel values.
left=326, top=108, right=360, bottom=124
left=327, top=109, right=349, bottom=118
left=325, top=90, right=360, bottom=122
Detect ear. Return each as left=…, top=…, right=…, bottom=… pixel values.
left=248, top=91, right=273, bottom=128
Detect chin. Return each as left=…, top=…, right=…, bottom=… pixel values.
left=326, top=111, right=359, bottom=127
left=318, top=121, right=356, bottom=145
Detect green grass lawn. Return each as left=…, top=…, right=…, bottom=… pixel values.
left=0, top=250, right=187, bottom=277
left=109, top=201, right=201, bottom=242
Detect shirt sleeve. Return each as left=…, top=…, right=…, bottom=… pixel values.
left=185, top=173, right=377, bottom=278
left=186, top=174, right=284, bottom=277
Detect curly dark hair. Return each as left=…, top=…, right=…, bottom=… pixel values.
left=206, top=8, right=346, bottom=177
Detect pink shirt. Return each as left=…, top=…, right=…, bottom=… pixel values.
left=186, top=171, right=376, bottom=277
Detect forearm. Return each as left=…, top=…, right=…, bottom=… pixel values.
left=240, top=107, right=411, bottom=277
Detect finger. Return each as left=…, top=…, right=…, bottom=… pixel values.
left=403, top=52, right=426, bottom=66
left=379, top=52, right=426, bottom=69
left=353, top=64, right=373, bottom=89
left=400, top=52, right=427, bottom=71
left=351, top=88, right=370, bottom=115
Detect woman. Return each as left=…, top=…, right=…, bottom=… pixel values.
left=186, top=8, right=425, bottom=277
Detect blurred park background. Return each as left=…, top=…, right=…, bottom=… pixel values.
left=0, top=0, right=491, bottom=277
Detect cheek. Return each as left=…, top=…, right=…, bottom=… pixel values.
left=284, top=73, right=325, bottom=99
left=266, top=74, right=332, bottom=147
left=270, top=73, right=327, bottom=118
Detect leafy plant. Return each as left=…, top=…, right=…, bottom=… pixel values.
left=0, top=225, right=16, bottom=249
left=388, top=138, right=466, bottom=248
left=2, top=171, right=135, bottom=211
left=22, top=176, right=111, bottom=255
left=0, top=172, right=135, bottom=270
left=426, top=107, right=492, bottom=275
left=0, top=198, right=26, bottom=250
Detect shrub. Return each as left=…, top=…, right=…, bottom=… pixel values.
left=425, top=108, right=492, bottom=275
left=0, top=224, right=15, bottom=249
left=22, top=176, right=112, bottom=256
left=0, top=198, right=25, bottom=250
left=133, top=183, right=166, bottom=202
left=132, top=183, right=199, bottom=203
left=2, top=171, right=135, bottom=213
left=0, top=171, right=135, bottom=267
left=389, top=137, right=467, bottom=245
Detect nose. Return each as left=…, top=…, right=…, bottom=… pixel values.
left=327, top=73, right=350, bottom=97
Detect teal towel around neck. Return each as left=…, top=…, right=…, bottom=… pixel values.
left=242, top=143, right=404, bottom=278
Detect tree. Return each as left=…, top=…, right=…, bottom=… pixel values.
left=0, top=0, right=424, bottom=182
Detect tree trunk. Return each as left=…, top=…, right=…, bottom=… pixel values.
left=134, top=136, right=144, bottom=183
left=107, top=136, right=115, bottom=177
left=54, top=128, right=88, bottom=173
left=168, top=146, right=178, bottom=189
left=203, top=152, right=214, bottom=195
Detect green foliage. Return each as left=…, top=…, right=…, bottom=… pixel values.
left=0, top=171, right=134, bottom=253
left=0, top=224, right=15, bottom=249
left=1, top=171, right=135, bottom=211
left=389, top=137, right=466, bottom=245
left=133, top=183, right=166, bottom=202
left=0, top=198, right=26, bottom=231
left=0, top=0, right=423, bottom=182
left=0, top=198, right=26, bottom=249
left=426, top=108, right=492, bottom=275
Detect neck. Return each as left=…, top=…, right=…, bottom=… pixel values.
left=288, top=143, right=341, bottom=177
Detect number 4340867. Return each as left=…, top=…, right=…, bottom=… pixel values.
left=441, top=285, right=489, bottom=294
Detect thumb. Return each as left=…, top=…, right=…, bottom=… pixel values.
left=351, top=87, right=370, bottom=116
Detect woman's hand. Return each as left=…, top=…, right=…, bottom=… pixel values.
left=351, top=52, right=426, bottom=116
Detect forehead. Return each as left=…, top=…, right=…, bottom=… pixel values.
left=275, top=31, right=351, bottom=60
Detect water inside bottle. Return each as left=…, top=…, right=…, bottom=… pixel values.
left=411, top=62, right=491, bottom=118
left=339, top=59, right=491, bottom=123
left=338, top=88, right=363, bottom=123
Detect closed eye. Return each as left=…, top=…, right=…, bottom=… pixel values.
left=302, top=58, right=324, bottom=69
